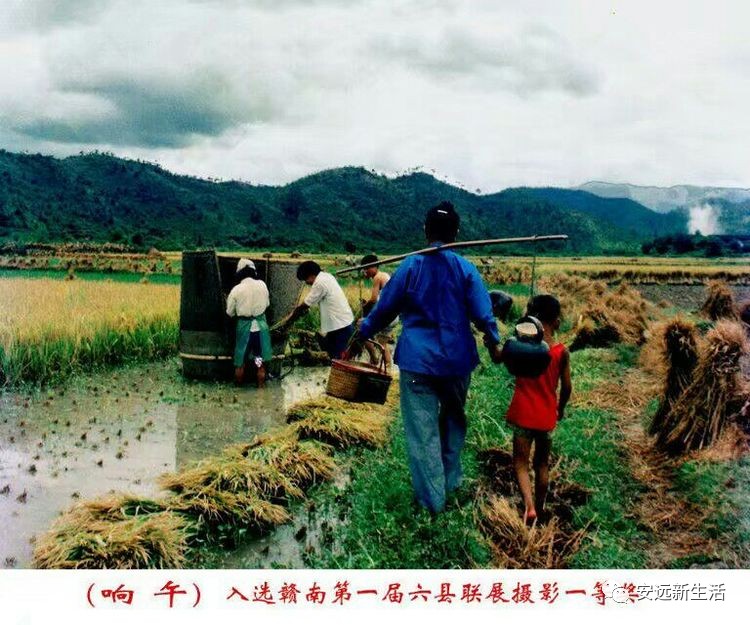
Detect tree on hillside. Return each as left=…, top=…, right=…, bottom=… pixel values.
left=282, top=187, right=306, bottom=223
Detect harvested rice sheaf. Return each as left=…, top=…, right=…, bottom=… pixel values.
left=160, top=453, right=305, bottom=500
left=740, top=300, right=750, bottom=328
left=225, top=435, right=336, bottom=489
left=159, top=454, right=300, bottom=529
left=286, top=395, right=392, bottom=448
left=33, top=495, right=188, bottom=569
left=701, top=281, right=740, bottom=322
left=648, top=318, right=700, bottom=436
left=569, top=315, right=621, bottom=350
left=538, top=275, right=649, bottom=351
left=477, top=495, right=585, bottom=569
left=166, top=489, right=290, bottom=529
left=655, top=321, right=750, bottom=455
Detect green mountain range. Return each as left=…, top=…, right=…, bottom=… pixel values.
left=0, top=149, right=689, bottom=254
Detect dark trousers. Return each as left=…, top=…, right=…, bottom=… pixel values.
left=320, top=324, right=354, bottom=359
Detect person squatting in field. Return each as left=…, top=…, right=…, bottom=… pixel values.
left=505, top=295, right=572, bottom=524
left=226, top=258, right=272, bottom=387
left=355, top=201, right=503, bottom=515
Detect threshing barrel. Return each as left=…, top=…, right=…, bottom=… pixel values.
left=179, top=250, right=302, bottom=380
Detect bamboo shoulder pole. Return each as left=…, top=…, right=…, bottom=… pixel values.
left=335, top=234, right=568, bottom=275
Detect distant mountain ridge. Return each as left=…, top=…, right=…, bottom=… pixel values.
left=0, top=149, right=689, bottom=253
left=578, top=181, right=750, bottom=214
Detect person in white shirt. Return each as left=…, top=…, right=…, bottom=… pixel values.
left=282, top=260, right=355, bottom=359
left=226, top=258, right=272, bottom=386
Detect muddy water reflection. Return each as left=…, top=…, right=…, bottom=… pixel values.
left=0, top=360, right=328, bottom=568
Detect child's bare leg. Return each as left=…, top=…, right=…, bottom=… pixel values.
left=512, top=434, right=536, bottom=521
left=533, top=434, right=551, bottom=516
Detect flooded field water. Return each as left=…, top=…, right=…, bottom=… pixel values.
left=636, top=284, right=750, bottom=311
left=0, top=360, right=328, bottom=568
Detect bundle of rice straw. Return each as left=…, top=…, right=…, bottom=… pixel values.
left=740, top=300, right=750, bottom=329
left=648, top=318, right=700, bottom=436
left=655, top=320, right=749, bottom=455
left=477, top=495, right=584, bottom=568
left=225, top=434, right=336, bottom=489
left=701, top=281, right=739, bottom=321
left=165, top=489, right=290, bottom=529
left=537, top=274, right=607, bottom=322
left=33, top=495, right=189, bottom=569
left=539, top=276, right=649, bottom=351
left=286, top=396, right=392, bottom=448
left=159, top=454, right=300, bottom=528
left=570, top=302, right=647, bottom=350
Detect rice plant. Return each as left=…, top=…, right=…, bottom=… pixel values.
left=0, top=277, right=179, bottom=386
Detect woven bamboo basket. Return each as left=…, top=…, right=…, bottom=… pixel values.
left=326, top=341, right=391, bottom=404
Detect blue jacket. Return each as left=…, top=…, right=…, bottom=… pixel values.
left=359, top=246, right=501, bottom=377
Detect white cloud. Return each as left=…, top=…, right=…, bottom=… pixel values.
left=0, top=0, right=749, bottom=190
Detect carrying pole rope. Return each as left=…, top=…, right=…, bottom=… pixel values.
left=358, top=273, right=364, bottom=318
left=529, top=235, right=538, bottom=298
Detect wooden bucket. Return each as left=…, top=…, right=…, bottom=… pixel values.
left=179, top=250, right=302, bottom=380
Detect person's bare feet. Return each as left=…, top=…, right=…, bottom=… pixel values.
left=256, top=364, right=266, bottom=388
left=523, top=506, right=537, bottom=526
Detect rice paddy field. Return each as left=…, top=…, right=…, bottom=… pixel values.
left=1, top=277, right=179, bottom=386
left=1, top=250, right=749, bottom=570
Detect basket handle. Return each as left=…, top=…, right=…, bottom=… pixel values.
left=342, top=336, right=387, bottom=375
left=364, top=339, right=387, bottom=375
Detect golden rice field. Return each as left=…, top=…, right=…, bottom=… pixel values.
left=0, top=278, right=179, bottom=386
left=2, top=251, right=746, bottom=386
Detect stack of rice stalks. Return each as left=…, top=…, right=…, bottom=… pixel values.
left=33, top=495, right=189, bottom=569
left=484, top=264, right=533, bottom=286
left=701, top=281, right=740, bottom=322
left=226, top=435, right=337, bottom=490
left=540, top=276, right=649, bottom=350
left=538, top=274, right=606, bottom=320
left=159, top=455, right=300, bottom=529
left=158, top=427, right=339, bottom=531
left=648, top=319, right=700, bottom=436
left=286, top=395, right=393, bottom=448
left=655, top=321, right=749, bottom=455
left=740, top=300, right=750, bottom=329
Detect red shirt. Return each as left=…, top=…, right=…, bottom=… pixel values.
left=506, top=342, right=566, bottom=432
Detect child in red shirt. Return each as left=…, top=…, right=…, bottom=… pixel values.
left=506, top=295, right=572, bottom=524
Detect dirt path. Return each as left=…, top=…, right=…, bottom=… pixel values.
left=578, top=370, right=730, bottom=567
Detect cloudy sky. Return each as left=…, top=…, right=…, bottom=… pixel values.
left=1, top=0, right=748, bottom=190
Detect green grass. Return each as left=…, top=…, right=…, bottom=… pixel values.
left=0, top=268, right=181, bottom=284
left=672, top=457, right=750, bottom=565
left=0, top=317, right=178, bottom=387
left=305, top=345, right=651, bottom=568
left=560, top=348, right=650, bottom=567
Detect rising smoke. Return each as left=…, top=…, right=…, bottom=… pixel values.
left=688, top=203, right=722, bottom=235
